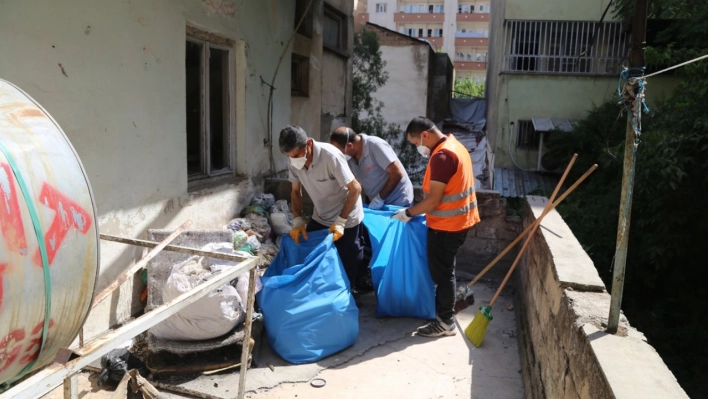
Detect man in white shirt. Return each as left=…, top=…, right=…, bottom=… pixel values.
left=279, top=125, right=368, bottom=291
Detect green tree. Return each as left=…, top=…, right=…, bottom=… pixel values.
left=352, top=29, right=426, bottom=183
left=453, top=78, right=484, bottom=98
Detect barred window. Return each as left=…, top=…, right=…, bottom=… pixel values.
left=503, top=20, right=628, bottom=75
left=516, top=120, right=539, bottom=149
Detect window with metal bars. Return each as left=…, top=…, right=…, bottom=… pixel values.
left=516, top=120, right=539, bottom=149
left=503, top=20, right=628, bottom=75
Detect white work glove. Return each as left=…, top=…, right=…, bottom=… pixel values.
left=368, top=195, right=385, bottom=210
left=391, top=208, right=412, bottom=223
left=289, top=216, right=308, bottom=244
left=329, top=216, right=347, bottom=241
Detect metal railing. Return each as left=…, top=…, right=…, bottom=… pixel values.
left=502, top=20, right=628, bottom=75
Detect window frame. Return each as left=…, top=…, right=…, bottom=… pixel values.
left=516, top=120, right=540, bottom=149
left=185, top=34, right=234, bottom=181
left=323, top=5, right=348, bottom=57
left=375, top=3, right=387, bottom=13
left=503, top=20, right=628, bottom=75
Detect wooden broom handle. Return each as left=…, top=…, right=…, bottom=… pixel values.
left=465, top=157, right=591, bottom=290
left=489, top=164, right=598, bottom=306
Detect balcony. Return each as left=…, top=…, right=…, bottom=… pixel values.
left=454, top=61, right=487, bottom=70
left=455, top=36, right=489, bottom=46
left=393, top=12, right=445, bottom=23
left=456, top=13, right=489, bottom=22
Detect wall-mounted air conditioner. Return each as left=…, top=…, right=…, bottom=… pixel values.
left=531, top=118, right=574, bottom=172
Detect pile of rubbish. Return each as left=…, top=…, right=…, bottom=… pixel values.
left=224, top=193, right=294, bottom=268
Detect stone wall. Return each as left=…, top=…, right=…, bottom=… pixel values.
left=516, top=196, right=688, bottom=399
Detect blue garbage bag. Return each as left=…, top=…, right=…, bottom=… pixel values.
left=363, top=206, right=435, bottom=319
left=257, top=229, right=359, bottom=364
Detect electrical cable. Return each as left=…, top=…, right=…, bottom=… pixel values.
left=265, top=0, right=315, bottom=176
left=643, top=53, right=708, bottom=78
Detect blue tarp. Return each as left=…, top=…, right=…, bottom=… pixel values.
left=363, top=207, right=436, bottom=319
left=257, top=229, right=359, bottom=364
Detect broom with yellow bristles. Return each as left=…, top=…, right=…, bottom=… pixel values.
left=465, top=159, right=598, bottom=347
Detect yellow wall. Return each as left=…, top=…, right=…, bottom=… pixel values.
left=494, top=74, right=682, bottom=170
left=505, top=0, right=617, bottom=21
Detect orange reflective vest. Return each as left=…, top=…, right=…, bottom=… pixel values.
left=423, top=135, right=480, bottom=232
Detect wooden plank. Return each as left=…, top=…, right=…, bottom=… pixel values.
left=99, top=235, right=250, bottom=263
left=238, top=267, right=258, bottom=398
left=92, top=220, right=192, bottom=308
left=63, top=375, right=78, bottom=399
left=1, top=256, right=259, bottom=399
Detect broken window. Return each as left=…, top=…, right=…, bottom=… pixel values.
left=291, top=54, right=310, bottom=97
left=516, top=120, right=540, bottom=149
left=185, top=35, right=232, bottom=179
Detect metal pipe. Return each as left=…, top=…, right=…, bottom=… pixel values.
left=99, top=234, right=252, bottom=263
left=92, top=220, right=192, bottom=308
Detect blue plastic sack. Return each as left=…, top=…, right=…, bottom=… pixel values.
left=257, top=229, right=359, bottom=364
left=363, top=206, right=435, bottom=319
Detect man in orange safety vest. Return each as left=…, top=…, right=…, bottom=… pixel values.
left=392, top=116, right=480, bottom=337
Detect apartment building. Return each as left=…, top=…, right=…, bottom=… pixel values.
left=485, top=0, right=680, bottom=173
left=357, top=0, right=490, bottom=82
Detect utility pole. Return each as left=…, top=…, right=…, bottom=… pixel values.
left=607, top=0, right=648, bottom=334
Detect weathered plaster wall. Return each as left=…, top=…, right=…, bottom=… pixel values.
left=291, top=0, right=353, bottom=143
left=371, top=44, right=430, bottom=129
left=493, top=74, right=682, bottom=170
left=505, top=0, right=617, bottom=21
left=516, top=196, right=688, bottom=399
left=0, top=0, right=296, bottom=340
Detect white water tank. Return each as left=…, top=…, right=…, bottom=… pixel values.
left=0, top=79, right=99, bottom=386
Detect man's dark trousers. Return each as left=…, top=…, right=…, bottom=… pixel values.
left=427, top=227, right=470, bottom=324
left=307, top=220, right=366, bottom=289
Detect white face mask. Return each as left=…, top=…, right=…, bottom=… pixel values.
left=290, top=147, right=308, bottom=169
left=417, top=145, right=431, bottom=158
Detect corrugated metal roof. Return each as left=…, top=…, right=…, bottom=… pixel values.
left=493, top=167, right=560, bottom=198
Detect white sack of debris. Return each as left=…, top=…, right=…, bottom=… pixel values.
left=150, top=252, right=246, bottom=341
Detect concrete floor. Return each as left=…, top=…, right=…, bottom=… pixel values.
left=43, top=280, right=523, bottom=399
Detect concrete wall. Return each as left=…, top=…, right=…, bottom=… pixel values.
left=0, top=0, right=351, bottom=341
left=505, top=0, right=616, bottom=21
left=493, top=74, right=682, bottom=170
left=292, top=0, right=354, bottom=143
left=516, top=196, right=689, bottom=399
left=367, top=31, right=431, bottom=129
